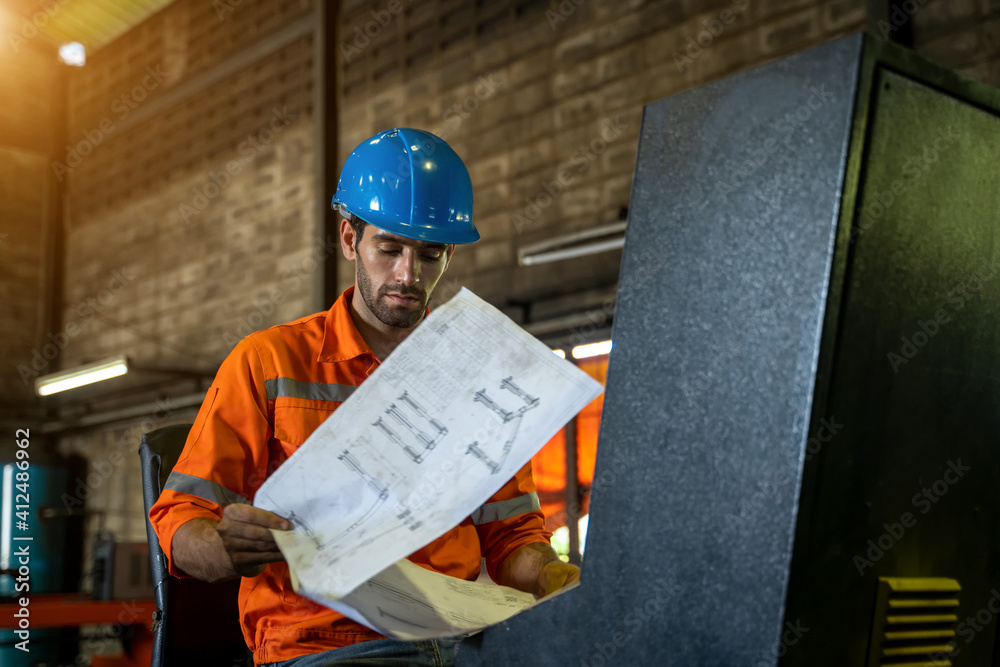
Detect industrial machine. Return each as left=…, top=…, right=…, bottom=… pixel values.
left=457, top=33, right=1000, bottom=666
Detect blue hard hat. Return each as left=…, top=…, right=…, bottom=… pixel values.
left=331, top=128, right=479, bottom=244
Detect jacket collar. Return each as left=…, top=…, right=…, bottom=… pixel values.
left=318, top=286, right=375, bottom=364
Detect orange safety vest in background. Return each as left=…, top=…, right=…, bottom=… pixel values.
left=149, top=286, right=551, bottom=665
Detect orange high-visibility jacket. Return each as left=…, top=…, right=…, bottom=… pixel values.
left=149, top=287, right=550, bottom=664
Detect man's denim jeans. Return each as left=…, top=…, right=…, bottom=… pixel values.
left=262, top=638, right=460, bottom=666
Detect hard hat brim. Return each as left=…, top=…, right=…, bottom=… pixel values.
left=332, top=197, right=480, bottom=244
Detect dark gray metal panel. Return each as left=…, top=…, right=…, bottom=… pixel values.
left=458, top=34, right=863, bottom=667
left=783, top=66, right=1000, bottom=667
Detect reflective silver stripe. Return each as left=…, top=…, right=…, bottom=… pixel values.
left=264, top=378, right=357, bottom=402
left=165, top=472, right=250, bottom=507
left=471, top=492, right=541, bottom=525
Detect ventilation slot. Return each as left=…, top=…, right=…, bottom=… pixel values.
left=866, top=577, right=961, bottom=667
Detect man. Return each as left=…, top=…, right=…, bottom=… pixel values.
left=149, top=128, right=579, bottom=666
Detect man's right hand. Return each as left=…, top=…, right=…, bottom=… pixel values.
left=216, top=504, right=291, bottom=578
left=172, top=505, right=291, bottom=582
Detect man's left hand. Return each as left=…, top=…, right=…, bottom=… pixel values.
left=499, top=542, right=581, bottom=597
left=537, top=559, right=580, bottom=597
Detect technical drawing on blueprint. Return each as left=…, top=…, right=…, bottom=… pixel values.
left=254, top=288, right=603, bottom=633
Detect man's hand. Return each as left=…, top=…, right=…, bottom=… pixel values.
left=499, top=542, right=580, bottom=597
left=537, top=559, right=580, bottom=597
left=216, top=504, right=291, bottom=578
left=172, top=504, right=291, bottom=582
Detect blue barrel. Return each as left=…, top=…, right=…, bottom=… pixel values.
left=0, top=463, right=69, bottom=666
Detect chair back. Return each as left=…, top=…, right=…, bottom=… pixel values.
left=140, top=424, right=249, bottom=666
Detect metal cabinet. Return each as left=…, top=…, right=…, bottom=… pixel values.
left=459, top=33, right=999, bottom=666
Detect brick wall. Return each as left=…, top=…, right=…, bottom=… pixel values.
left=61, top=0, right=318, bottom=373
left=0, top=148, right=53, bottom=413
left=911, top=0, right=1000, bottom=86
left=334, top=0, right=995, bottom=323
left=0, top=41, right=60, bottom=417
left=48, top=0, right=322, bottom=556
left=334, top=0, right=872, bottom=316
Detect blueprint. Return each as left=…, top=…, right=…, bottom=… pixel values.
left=322, top=559, right=576, bottom=640
left=254, top=288, right=603, bottom=635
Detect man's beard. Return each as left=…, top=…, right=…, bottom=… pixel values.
left=356, top=254, right=429, bottom=328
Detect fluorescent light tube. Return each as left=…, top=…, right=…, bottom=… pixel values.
left=36, top=356, right=129, bottom=396
left=571, top=340, right=612, bottom=359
